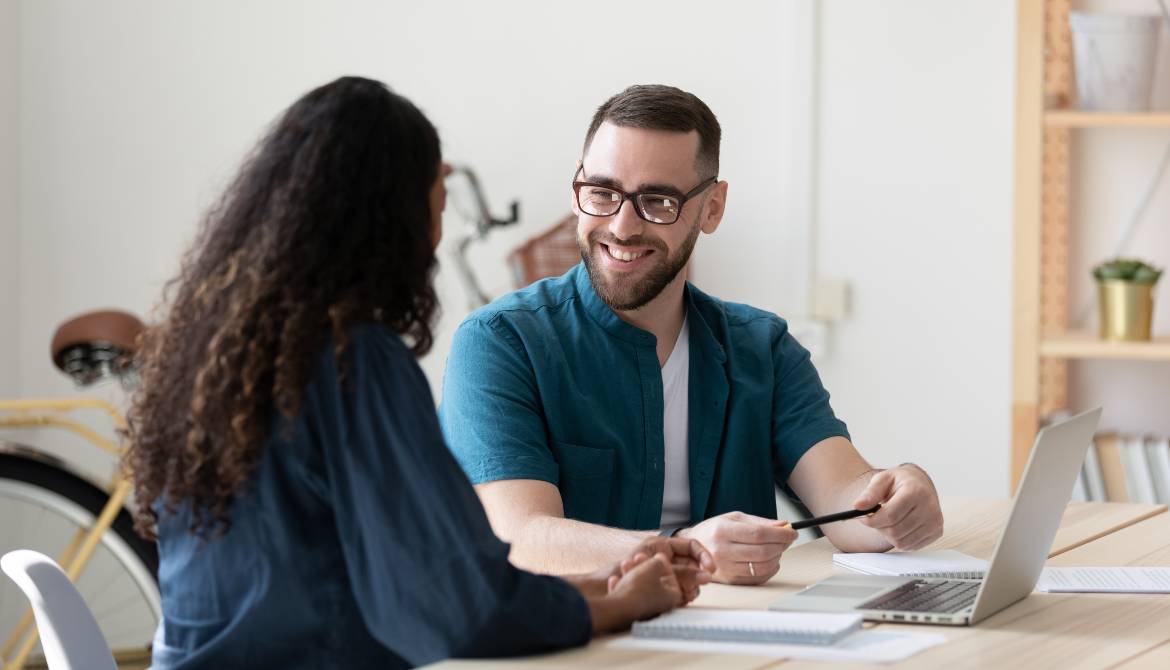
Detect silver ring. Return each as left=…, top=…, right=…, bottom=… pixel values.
left=748, top=561, right=756, bottom=577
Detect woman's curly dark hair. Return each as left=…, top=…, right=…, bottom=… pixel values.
left=124, top=76, right=441, bottom=539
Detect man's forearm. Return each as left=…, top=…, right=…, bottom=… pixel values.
left=508, top=515, right=657, bottom=574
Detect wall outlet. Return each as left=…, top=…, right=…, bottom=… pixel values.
left=811, top=278, right=851, bottom=321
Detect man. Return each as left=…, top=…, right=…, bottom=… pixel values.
left=440, top=85, right=943, bottom=585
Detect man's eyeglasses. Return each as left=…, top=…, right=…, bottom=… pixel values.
left=572, top=165, right=717, bottom=225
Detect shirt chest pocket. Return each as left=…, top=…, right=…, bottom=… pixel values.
left=551, top=441, right=615, bottom=525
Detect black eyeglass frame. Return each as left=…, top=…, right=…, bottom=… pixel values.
left=571, top=165, right=717, bottom=225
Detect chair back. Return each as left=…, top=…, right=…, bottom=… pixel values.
left=1, top=550, right=116, bottom=670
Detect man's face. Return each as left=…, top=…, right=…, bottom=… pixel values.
left=574, top=122, right=716, bottom=312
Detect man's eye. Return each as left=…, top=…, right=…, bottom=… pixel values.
left=646, top=196, right=678, bottom=209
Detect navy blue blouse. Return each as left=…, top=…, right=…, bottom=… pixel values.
left=150, top=325, right=591, bottom=668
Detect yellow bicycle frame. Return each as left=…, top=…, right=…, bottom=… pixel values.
left=0, top=398, right=135, bottom=670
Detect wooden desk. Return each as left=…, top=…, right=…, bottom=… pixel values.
left=1044, top=512, right=1170, bottom=669
left=428, top=499, right=1165, bottom=670
left=780, top=505, right=1169, bottom=670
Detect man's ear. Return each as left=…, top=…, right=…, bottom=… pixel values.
left=700, top=181, right=728, bottom=234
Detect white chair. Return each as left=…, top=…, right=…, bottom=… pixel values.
left=1, top=550, right=116, bottom=670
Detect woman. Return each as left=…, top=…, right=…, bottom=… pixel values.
left=124, top=77, right=711, bottom=669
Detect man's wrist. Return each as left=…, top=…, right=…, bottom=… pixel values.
left=659, top=524, right=689, bottom=538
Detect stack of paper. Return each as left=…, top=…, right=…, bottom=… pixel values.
left=1036, top=567, right=1170, bottom=593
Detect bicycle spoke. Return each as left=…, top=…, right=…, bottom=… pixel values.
left=78, top=552, right=123, bottom=602
left=0, top=471, right=160, bottom=654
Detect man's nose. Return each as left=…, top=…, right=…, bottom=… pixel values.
left=607, top=197, right=645, bottom=242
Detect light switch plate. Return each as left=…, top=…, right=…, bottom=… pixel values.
left=811, top=278, right=851, bottom=321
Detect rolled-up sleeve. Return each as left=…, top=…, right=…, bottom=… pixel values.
left=322, top=329, right=590, bottom=666
left=438, top=316, right=559, bottom=486
left=770, top=320, right=851, bottom=484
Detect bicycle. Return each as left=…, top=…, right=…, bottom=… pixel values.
left=444, top=164, right=522, bottom=310
left=0, top=311, right=159, bottom=670
left=0, top=166, right=534, bottom=670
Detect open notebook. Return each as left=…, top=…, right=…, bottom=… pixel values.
left=631, top=609, right=863, bottom=646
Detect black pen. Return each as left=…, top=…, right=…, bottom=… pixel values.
left=789, top=504, right=881, bottom=530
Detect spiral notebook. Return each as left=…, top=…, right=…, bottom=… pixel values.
left=630, top=609, right=863, bottom=646
left=833, top=550, right=988, bottom=580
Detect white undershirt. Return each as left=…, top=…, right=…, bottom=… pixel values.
left=659, top=317, right=691, bottom=529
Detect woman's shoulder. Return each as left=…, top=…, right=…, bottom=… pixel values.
left=324, top=323, right=428, bottom=393
left=305, top=323, right=416, bottom=390
left=346, top=322, right=412, bottom=359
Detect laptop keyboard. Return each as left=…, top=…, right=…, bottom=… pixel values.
left=860, top=579, right=980, bottom=614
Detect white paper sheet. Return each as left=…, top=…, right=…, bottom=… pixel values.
left=609, top=629, right=948, bottom=663
left=833, top=550, right=988, bottom=578
left=1036, top=567, right=1170, bottom=593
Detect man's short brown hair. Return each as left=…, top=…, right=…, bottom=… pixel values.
left=583, top=84, right=721, bottom=178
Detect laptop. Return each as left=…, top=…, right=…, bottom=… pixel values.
left=769, top=407, right=1101, bottom=626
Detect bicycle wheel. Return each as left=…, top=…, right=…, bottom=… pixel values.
left=0, top=448, right=160, bottom=662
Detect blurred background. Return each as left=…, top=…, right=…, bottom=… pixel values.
left=2, top=0, right=1169, bottom=504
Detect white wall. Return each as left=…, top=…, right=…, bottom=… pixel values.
left=13, top=0, right=818, bottom=403
left=10, top=0, right=813, bottom=479
left=0, top=0, right=18, bottom=397
left=33, top=0, right=1154, bottom=505
left=814, top=1, right=1018, bottom=497
left=8, top=0, right=1039, bottom=499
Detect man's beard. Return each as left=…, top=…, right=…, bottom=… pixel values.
left=578, top=217, right=701, bottom=312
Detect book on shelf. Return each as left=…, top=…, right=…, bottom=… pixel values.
left=1082, top=438, right=1107, bottom=502
left=1095, top=432, right=1128, bottom=502
left=1122, top=435, right=1158, bottom=505
left=1147, top=437, right=1170, bottom=505
left=1083, top=432, right=1170, bottom=505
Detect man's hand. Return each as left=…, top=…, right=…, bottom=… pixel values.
left=676, top=512, right=798, bottom=585
left=852, top=464, right=943, bottom=551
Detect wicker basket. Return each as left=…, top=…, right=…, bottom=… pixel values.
left=508, top=213, right=581, bottom=288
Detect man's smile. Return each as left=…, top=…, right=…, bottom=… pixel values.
left=600, top=242, right=656, bottom=270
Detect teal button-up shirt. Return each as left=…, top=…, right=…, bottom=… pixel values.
left=439, top=264, right=849, bottom=529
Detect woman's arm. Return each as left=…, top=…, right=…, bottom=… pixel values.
left=315, top=329, right=702, bottom=663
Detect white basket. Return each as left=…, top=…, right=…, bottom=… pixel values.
left=1070, top=12, right=1160, bottom=111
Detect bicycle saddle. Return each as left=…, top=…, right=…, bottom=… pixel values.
left=50, top=310, right=146, bottom=386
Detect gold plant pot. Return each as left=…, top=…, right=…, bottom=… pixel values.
left=1097, top=280, right=1154, bottom=341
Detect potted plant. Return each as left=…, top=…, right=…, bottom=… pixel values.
left=1092, top=258, right=1162, bottom=341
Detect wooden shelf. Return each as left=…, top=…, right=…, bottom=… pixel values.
left=1040, top=331, right=1170, bottom=361
left=1045, top=110, right=1170, bottom=128
left=1013, top=2, right=1170, bottom=489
